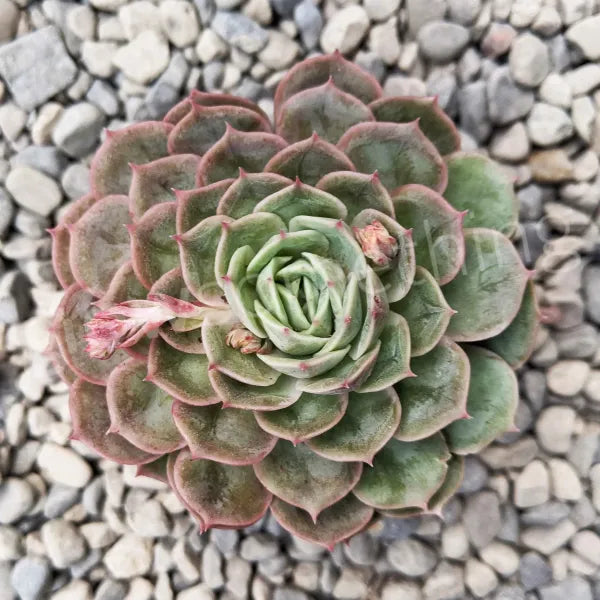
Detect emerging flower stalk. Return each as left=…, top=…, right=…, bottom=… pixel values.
left=354, top=221, right=399, bottom=267
left=225, top=324, right=273, bottom=355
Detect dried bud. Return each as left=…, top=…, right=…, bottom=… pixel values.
left=84, top=295, right=209, bottom=360
left=225, top=324, right=273, bottom=355
left=354, top=221, right=399, bottom=267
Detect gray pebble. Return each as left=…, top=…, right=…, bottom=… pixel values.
left=10, top=556, right=52, bottom=600
left=52, top=102, right=105, bottom=158
left=43, top=484, right=80, bottom=519
left=519, top=552, right=553, bottom=591
left=487, top=67, right=534, bottom=126
left=212, top=11, right=268, bottom=54
left=417, top=21, right=470, bottom=63
left=294, top=0, right=323, bottom=50
left=463, top=491, right=501, bottom=549
left=11, top=146, right=68, bottom=180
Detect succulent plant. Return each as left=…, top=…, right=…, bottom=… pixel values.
left=48, top=52, right=538, bottom=548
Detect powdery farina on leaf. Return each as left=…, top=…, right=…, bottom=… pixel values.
left=48, top=52, right=538, bottom=549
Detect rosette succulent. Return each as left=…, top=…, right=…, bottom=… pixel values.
left=48, top=53, right=538, bottom=548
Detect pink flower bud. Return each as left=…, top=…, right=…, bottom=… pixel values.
left=225, top=324, right=273, bottom=355
left=353, top=221, right=399, bottom=267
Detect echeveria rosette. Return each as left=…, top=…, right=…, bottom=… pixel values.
left=48, top=52, right=539, bottom=549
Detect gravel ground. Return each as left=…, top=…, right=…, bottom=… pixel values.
left=1, top=0, right=600, bottom=599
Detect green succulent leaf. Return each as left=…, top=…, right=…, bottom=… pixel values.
left=70, top=378, right=157, bottom=465
left=317, top=171, right=394, bottom=222
left=209, top=370, right=301, bottom=411
left=393, top=184, right=465, bottom=285
left=444, top=153, right=518, bottom=237
left=172, top=449, right=272, bottom=529
left=168, top=105, right=271, bottom=155
left=370, top=97, right=460, bottom=156
left=46, top=338, right=77, bottom=385
left=198, top=126, right=288, bottom=185
left=274, top=52, right=382, bottom=121
left=270, top=494, right=374, bottom=550
left=253, top=181, right=348, bottom=224
left=338, top=122, right=447, bottom=194
left=391, top=266, right=454, bottom=356
left=445, top=345, right=519, bottom=455
left=131, top=202, right=179, bottom=288
left=96, top=262, right=147, bottom=310
left=91, top=121, right=172, bottom=197
left=394, top=337, right=470, bottom=441
left=129, top=154, right=200, bottom=219
left=202, top=313, right=280, bottom=386
left=265, top=135, right=355, bottom=186
left=357, top=311, right=412, bottom=393
left=353, top=434, right=450, bottom=510
left=444, top=228, right=529, bottom=342
left=136, top=454, right=170, bottom=483
left=172, top=402, right=276, bottom=464
left=217, top=172, right=291, bottom=219
left=254, top=441, right=362, bottom=521
left=70, top=195, right=132, bottom=297
left=428, top=454, right=465, bottom=514
left=176, top=179, right=234, bottom=234
left=277, top=80, right=374, bottom=144
left=257, top=347, right=350, bottom=379
left=147, top=337, right=220, bottom=406
left=255, top=392, right=349, bottom=444
left=484, top=280, right=539, bottom=368
left=106, top=358, right=184, bottom=454
left=53, top=285, right=129, bottom=385
left=307, top=388, right=401, bottom=464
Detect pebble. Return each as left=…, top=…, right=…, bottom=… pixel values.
left=387, top=538, right=437, bottom=576
left=514, top=460, right=550, bottom=508
left=52, top=102, right=105, bottom=158
left=521, top=520, right=577, bottom=555
left=441, top=524, right=469, bottom=560
left=6, top=166, right=62, bottom=217
left=240, top=534, right=279, bottom=562
left=0, top=478, right=35, bottom=525
left=509, top=33, right=550, bottom=88
left=566, top=15, right=600, bottom=60
left=113, top=30, right=170, bottom=84
left=37, top=443, right=92, bottom=488
left=44, top=484, right=80, bottom=519
left=12, top=146, right=69, bottom=179
left=10, top=556, right=52, bottom=600
left=520, top=552, right=553, bottom=591
left=0, top=26, right=77, bottom=112
left=258, top=30, right=300, bottom=70
left=41, top=519, right=87, bottom=568
left=212, top=10, right=268, bottom=54
left=201, top=543, right=224, bottom=589
left=364, top=0, right=400, bottom=21
left=465, top=558, right=498, bottom=598
left=368, top=18, right=401, bottom=66
left=565, top=64, right=600, bottom=96
left=0, top=102, right=26, bottom=142
left=487, top=67, right=534, bottom=126
left=547, top=360, right=590, bottom=396
left=0, top=526, right=23, bottom=561
left=159, top=0, right=200, bottom=48
left=423, top=562, right=465, bottom=600
left=463, top=491, right=501, bottom=549
left=539, top=577, right=594, bottom=600
left=549, top=458, right=583, bottom=501
left=0, top=0, right=18, bottom=43
left=417, top=21, right=470, bottom=63
left=510, top=0, right=542, bottom=27
left=405, top=0, right=447, bottom=34
left=480, top=542, right=520, bottom=577
left=294, top=0, right=322, bottom=50
left=490, top=122, right=530, bottom=162
left=539, top=74, right=572, bottom=109
left=31, top=103, right=64, bottom=146
left=320, top=5, right=369, bottom=55
left=127, top=499, right=170, bottom=538
left=104, top=534, right=153, bottom=579
left=381, top=581, right=423, bottom=600
left=527, top=103, right=574, bottom=147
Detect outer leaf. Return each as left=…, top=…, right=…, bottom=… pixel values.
left=357, top=312, right=412, bottom=393
left=106, top=358, right=184, bottom=454
left=91, top=122, right=172, bottom=197
left=444, top=153, right=518, bottom=236
left=428, top=455, right=465, bottom=515
left=136, top=454, right=169, bottom=483
left=95, top=262, right=147, bottom=310
left=131, top=202, right=179, bottom=288
left=274, top=51, right=382, bottom=121
left=265, top=135, right=355, bottom=186
left=172, top=449, right=272, bottom=529
left=338, top=122, right=447, bottom=194
left=53, top=285, right=128, bottom=385
left=179, top=215, right=232, bottom=307
left=253, top=181, right=348, bottom=224
left=394, top=337, right=470, bottom=441
left=147, top=337, right=220, bottom=406
left=197, top=126, right=287, bottom=185
left=217, top=171, right=291, bottom=219
left=254, top=441, right=362, bottom=521
left=307, top=388, right=401, bottom=464
left=393, top=184, right=465, bottom=285
left=172, top=402, right=276, bottom=465
left=391, top=266, right=454, bottom=356
left=370, top=97, right=460, bottom=156
left=277, top=80, right=374, bottom=144
left=168, top=104, right=271, bottom=155
left=209, top=370, right=301, bottom=411
left=70, top=378, right=156, bottom=465
left=444, top=228, right=529, bottom=342
left=150, top=268, right=205, bottom=354
left=129, top=154, right=200, bottom=218
left=254, top=392, right=349, bottom=444
left=50, top=194, right=95, bottom=289
left=176, top=179, right=234, bottom=235
left=166, top=452, right=205, bottom=527
left=353, top=434, right=450, bottom=510
left=484, top=280, right=539, bottom=368
left=46, top=337, right=77, bottom=385
left=270, top=495, right=374, bottom=550
left=202, top=313, right=279, bottom=386
left=317, top=171, right=394, bottom=222
left=69, top=195, right=132, bottom=297
left=445, top=345, right=519, bottom=455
